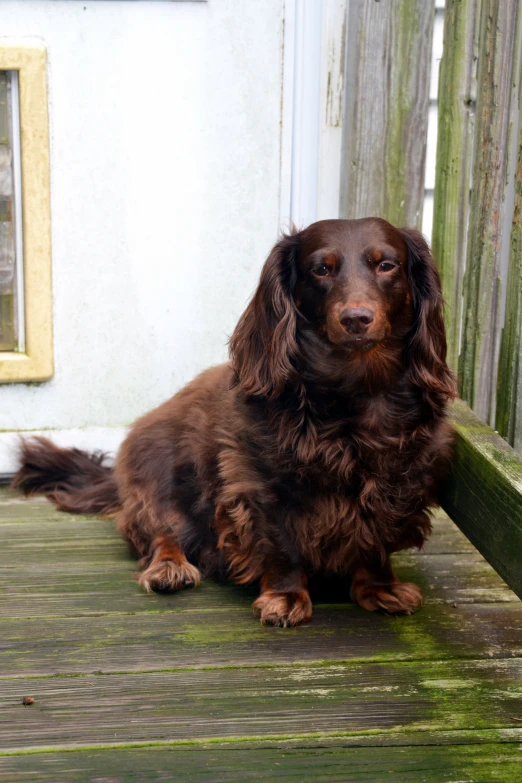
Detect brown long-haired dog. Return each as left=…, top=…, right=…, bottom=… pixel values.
left=13, top=218, right=456, bottom=626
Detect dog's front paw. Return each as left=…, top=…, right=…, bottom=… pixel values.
left=252, top=589, right=312, bottom=627
left=352, top=580, right=423, bottom=615
left=138, top=559, right=201, bottom=593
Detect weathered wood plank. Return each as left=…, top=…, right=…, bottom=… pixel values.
left=1, top=601, right=521, bottom=678
left=2, top=740, right=522, bottom=783
left=0, top=551, right=513, bottom=619
left=0, top=491, right=94, bottom=522
left=442, top=398, right=522, bottom=599
left=1, top=658, right=522, bottom=751
left=396, top=552, right=515, bottom=604
left=0, top=539, right=131, bottom=565
left=340, top=0, right=433, bottom=227
left=458, top=0, right=521, bottom=422
left=432, top=0, right=481, bottom=368
left=0, top=488, right=521, bottom=770
left=8, top=727, right=522, bottom=753
left=496, top=21, right=522, bottom=449
left=422, top=512, right=477, bottom=554
left=0, top=576, right=256, bottom=618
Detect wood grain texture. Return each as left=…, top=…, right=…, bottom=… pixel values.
left=2, top=481, right=522, bottom=778
left=496, top=11, right=522, bottom=449
left=432, top=0, right=481, bottom=369
left=0, top=741, right=522, bottom=783
left=339, top=0, right=433, bottom=227
left=442, top=398, right=522, bottom=599
left=0, top=551, right=514, bottom=619
left=458, top=0, right=520, bottom=422
left=2, top=658, right=522, bottom=751
left=2, top=600, right=521, bottom=678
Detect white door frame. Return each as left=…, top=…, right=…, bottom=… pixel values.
left=279, top=0, right=347, bottom=230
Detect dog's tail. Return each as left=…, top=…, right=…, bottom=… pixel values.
left=11, top=436, right=120, bottom=516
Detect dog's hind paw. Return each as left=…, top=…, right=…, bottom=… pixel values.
left=352, top=579, right=423, bottom=615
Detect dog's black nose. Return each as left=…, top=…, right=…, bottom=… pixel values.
left=339, top=307, right=375, bottom=334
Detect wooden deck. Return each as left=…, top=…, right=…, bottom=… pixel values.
left=1, top=487, right=522, bottom=781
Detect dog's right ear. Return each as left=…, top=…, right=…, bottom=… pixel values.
left=229, top=231, right=302, bottom=398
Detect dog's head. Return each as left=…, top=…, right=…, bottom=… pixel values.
left=230, top=218, right=456, bottom=399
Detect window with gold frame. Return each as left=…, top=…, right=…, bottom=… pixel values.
left=0, top=42, right=52, bottom=383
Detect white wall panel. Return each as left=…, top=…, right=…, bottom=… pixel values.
left=0, top=0, right=284, bottom=471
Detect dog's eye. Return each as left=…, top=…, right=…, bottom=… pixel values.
left=313, top=265, right=330, bottom=277
left=378, top=261, right=397, bottom=273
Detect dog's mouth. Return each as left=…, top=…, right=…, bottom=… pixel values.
left=324, top=329, right=381, bottom=352
left=344, top=335, right=377, bottom=352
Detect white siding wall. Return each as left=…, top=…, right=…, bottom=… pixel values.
left=0, top=0, right=285, bottom=471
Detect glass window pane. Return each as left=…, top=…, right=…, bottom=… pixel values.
left=0, top=71, right=19, bottom=352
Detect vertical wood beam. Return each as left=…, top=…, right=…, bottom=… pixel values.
left=340, top=0, right=434, bottom=228
left=431, top=0, right=481, bottom=371
left=459, top=0, right=520, bottom=423
left=496, top=5, right=522, bottom=449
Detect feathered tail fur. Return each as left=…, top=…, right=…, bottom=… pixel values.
left=11, top=437, right=120, bottom=515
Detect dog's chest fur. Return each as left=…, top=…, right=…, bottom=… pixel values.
left=215, top=390, right=442, bottom=574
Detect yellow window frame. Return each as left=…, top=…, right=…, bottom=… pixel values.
left=0, top=41, right=52, bottom=383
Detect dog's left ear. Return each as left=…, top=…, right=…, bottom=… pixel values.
left=401, top=228, right=457, bottom=401
left=230, top=231, right=302, bottom=398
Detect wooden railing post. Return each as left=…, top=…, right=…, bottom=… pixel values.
left=339, top=0, right=434, bottom=227
left=496, top=7, right=522, bottom=449
left=434, top=0, right=522, bottom=596
left=431, top=0, right=481, bottom=371
left=458, top=0, right=520, bottom=424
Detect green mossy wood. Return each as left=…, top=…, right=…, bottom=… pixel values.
left=432, top=0, right=522, bottom=610
left=458, top=0, right=520, bottom=423
left=1, top=742, right=522, bottom=783
left=1, top=489, right=522, bottom=781
left=442, top=399, right=522, bottom=600
left=496, top=23, right=522, bottom=449
left=432, top=0, right=481, bottom=370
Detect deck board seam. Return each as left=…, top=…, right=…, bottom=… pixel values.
left=0, top=598, right=519, bottom=623
left=2, top=653, right=522, bottom=680
left=2, top=730, right=522, bottom=757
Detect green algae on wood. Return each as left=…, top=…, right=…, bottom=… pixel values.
left=496, top=20, right=522, bottom=450
left=2, top=658, right=522, bottom=751
left=1, top=741, right=522, bottom=783
left=1, top=487, right=522, bottom=778
left=442, top=399, right=522, bottom=598
left=2, top=601, right=522, bottom=679
left=458, top=0, right=521, bottom=422
left=340, top=0, right=433, bottom=227
left=432, top=0, right=481, bottom=370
